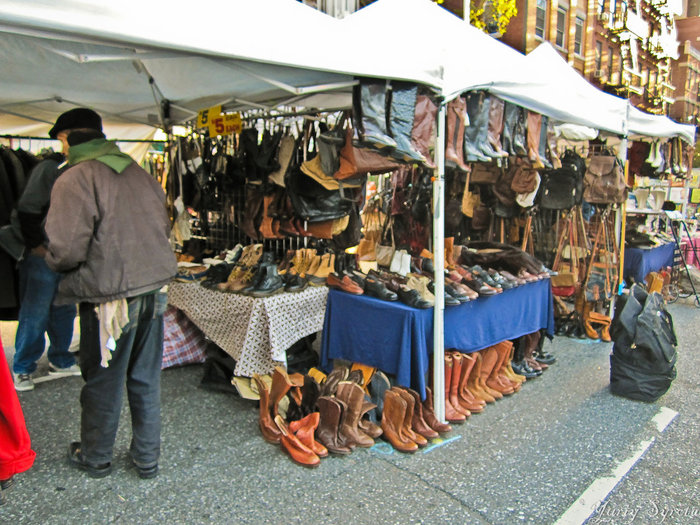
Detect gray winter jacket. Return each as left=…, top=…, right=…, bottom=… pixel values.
left=45, top=159, right=176, bottom=305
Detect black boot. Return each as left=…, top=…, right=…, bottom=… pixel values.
left=464, top=92, right=491, bottom=163
left=354, top=80, right=397, bottom=150
left=247, top=258, right=284, bottom=297
left=477, top=93, right=505, bottom=159
left=538, top=115, right=553, bottom=169
left=388, top=82, right=426, bottom=163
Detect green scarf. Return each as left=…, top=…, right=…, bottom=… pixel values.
left=68, top=138, right=134, bottom=173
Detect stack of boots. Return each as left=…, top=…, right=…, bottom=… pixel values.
left=274, top=415, right=320, bottom=468
left=358, top=401, right=383, bottom=438
left=381, top=390, right=418, bottom=453
left=444, top=355, right=467, bottom=422
left=336, top=381, right=375, bottom=448
left=422, top=387, right=452, bottom=434
left=485, top=96, right=508, bottom=158
left=480, top=348, right=507, bottom=398
left=587, top=311, right=612, bottom=342
left=308, top=253, right=335, bottom=286
left=367, top=370, right=391, bottom=422
left=468, top=352, right=497, bottom=403
left=269, top=366, right=293, bottom=420
left=448, top=354, right=472, bottom=417
left=526, top=111, right=545, bottom=169
left=464, top=91, right=493, bottom=162
left=445, top=96, right=470, bottom=171
left=315, top=396, right=352, bottom=455
left=538, top=115, right=553, bottom=169
left=288, top=412, right=328, bottom=458
left=456, top=354, right=486, bottom=413
left=411, top=92, right=437, bottom=168
left=252, top=374, right=282, bottom=444
left=486, top=343, right=516, bottom=395
left=392, top=387, right=428, bottom=447
left=319, top=366, right=349, bottom=397
left=354, top=80, right=397, bottom=150
left=405, top=388, right=439, bottom=439
left=389, top=82, right=427, bottom=163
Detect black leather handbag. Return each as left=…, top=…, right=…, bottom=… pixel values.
left=285, top=165, right=356, bottom=223
left=538, top=166, right=582, bottom=210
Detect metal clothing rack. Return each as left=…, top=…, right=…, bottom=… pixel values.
left=664, top=211, right=700, bottom=307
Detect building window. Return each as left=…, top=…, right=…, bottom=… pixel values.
left=535, top=0, right=547, bottom=39
left=556, top=7, right=567, bottom=48
left=574, top=16, right=584, bottom=55
left=598, top=0, right=605, bottom=16
left=610, top=0, right=617, bottom=15
left=595, top=41, right=603, bottom=73
left=608, top=46, right=614, bottom=78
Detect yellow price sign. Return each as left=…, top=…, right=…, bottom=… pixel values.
left=196, top=105, right=242, bottom=136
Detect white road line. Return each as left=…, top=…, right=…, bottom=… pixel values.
left=651, top=407, right=678, bottom=432
left=553, top=406, right=678, bottom=525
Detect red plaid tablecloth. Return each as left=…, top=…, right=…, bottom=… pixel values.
left=162, top=305, right=207, bottom=369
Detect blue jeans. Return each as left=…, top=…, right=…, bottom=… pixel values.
left=78, top=291, right=167, bottom=467
left=12, top=254, right=77, bottom=375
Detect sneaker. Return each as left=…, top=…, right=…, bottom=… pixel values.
left=48, top=363, right=81, bottom=376
left=13, top=373, right=34, bottom=392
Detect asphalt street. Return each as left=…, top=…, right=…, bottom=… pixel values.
left=1, top=298, right=698, bottom=525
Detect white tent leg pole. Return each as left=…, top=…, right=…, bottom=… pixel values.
left=432, top=101, right=446, bottom=424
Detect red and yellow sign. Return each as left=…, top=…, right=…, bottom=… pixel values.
left=197, top=105, right=242, bottom=136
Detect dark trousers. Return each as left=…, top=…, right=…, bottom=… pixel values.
left=78, top=291, right=167, bottom=467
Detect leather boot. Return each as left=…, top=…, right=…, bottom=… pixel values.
left=319, top=365, right=349, bottom=397
left=252, top=374, right=281, bottom=444
left=299, top=375, right=320, bottom=417
left=367, top=370, right=391, bottom=422
left=315, top=396, right=352, bottom=455
left=502, top=101, right=518, bottom=155
left=485, top=345, right=514, bottom=395
left=481, top=348, right=508, bottom=397
left=288, top=412, right=328, bottom=458
left=445, top=97, right=470, bottom=171
left=354, top=80, right=397, bottom=150
left=526, top=111, right=544, bottom=169
left=449, top=353, right=471, bottom=417
left=308, top=252, right=335, bottom=286
left=411, top=92, right=437, bottom=168
left=389, top=82, right=427, bottom=163
left=336, top=381, right=375, bottom=448
left=470, top=352, right=498, bottom=402
left=464, top=92, right=491, bottom=162
left=392, top=387, right=427, bottom=447
left=358, top=401, right=383, bottom=438
left=422, top=386, right=452, bottom=434
left=445, top=236, right=456, bottom=269
left=486, top=96, right=508, bottom=158
left=269, top=366, right=293, bottom=419
left=456, top=354, right=486, bottom=413
left=381, top=390, right=418, bottom=453
left=274, top=415, right=320, bottom=468
left=350, top=363, right=376, bottom=394
left=444, top=354, right=467, bottom=422
left=493, top=341, right=521, bottom=392
left=502, top=342, right=526, bottom=384
left=246, top=261, right=284, bottom=297
left=405, top=388, right=439, bottom=439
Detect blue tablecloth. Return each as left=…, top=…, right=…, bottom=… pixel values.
left=320, top=279, right=554, bottom=398
left=623, top=243, right=675, bottom=284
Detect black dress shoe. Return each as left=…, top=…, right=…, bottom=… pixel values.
left=511, top=360, right=541, bottom=378
left=365, top=277, right=398, bottom=301
left=427, top=281, right=461, bottom=306
left=284, top=272, right=308, bottom=293
left=397, top=286, right=432, bottom=309
left=470, top=265, right=502, bottom=290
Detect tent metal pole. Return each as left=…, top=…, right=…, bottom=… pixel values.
left=617, top=103, right=631, bottom=296
left=432, top=100, right=446, bottom=424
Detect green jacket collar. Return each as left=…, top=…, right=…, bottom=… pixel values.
left=68, top=139, right=134, bottom=173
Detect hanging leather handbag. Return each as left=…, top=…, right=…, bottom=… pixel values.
left=334, top=127, right=399, bottom=180
left=538, top=167, right=582, bottom=210
left=471, top=203, right=492, bottom=231
left=469, top=162, right=501, bottom=184
left=583, top=155, right=627, bottom=204
left=510, top=159, right=539, bottom=194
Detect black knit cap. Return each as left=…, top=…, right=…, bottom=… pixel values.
left=49, top=108, right=103, bottom=139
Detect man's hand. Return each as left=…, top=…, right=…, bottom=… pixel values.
left=30, top=245, right=48, bottom=258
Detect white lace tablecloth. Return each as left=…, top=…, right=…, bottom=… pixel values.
left=168, top=282, right=328, bottom=376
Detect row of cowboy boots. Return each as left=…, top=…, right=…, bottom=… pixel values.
left=381, top=386, right=452, bottom=453
left=442, top=343, right=526, bottom=423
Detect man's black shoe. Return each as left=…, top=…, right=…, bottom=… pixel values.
left=67, top=442, right=112, bottom=478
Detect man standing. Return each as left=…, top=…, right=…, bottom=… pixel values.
left=1, top=144, right=79, bottom=391
left=44, top=108, right=177, bottom=479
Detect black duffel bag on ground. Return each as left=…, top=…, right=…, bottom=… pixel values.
left=609, top=285, right=677, bottom=402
